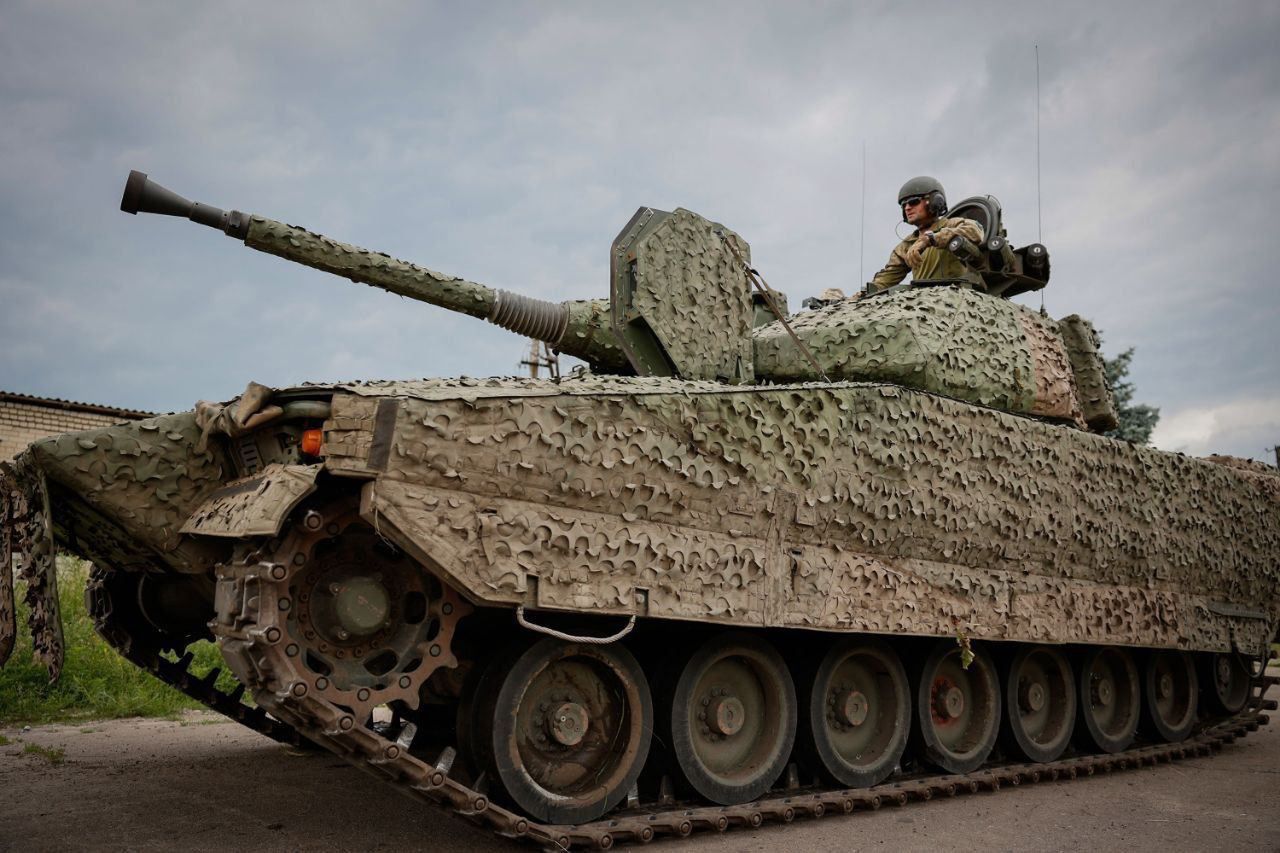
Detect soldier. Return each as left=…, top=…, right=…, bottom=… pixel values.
left=867, top=176, right=984, bottom=293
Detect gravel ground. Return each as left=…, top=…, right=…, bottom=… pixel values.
left=2, top=685, right=1278, bottom=853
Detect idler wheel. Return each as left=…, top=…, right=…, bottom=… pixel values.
left=1143, top=650, right=1198, bottom=742
left=1076, top=646, right=1140, bottom=753
left=798, top=638, right=909, bottom=787
left=477, top=638, right=652, bottom=824
left=135, top=573, right=215, bottom=643
left=914, top=640, right=1000, bottom=774
left=1201, top=652, right=1250, bottom=715
left=667, top=632, right=797, bottom=805
left=1002, top=646, right=1075, bottom=763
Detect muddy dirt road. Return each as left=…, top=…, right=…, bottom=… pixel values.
left=3, top=688, right=1278, bottom=852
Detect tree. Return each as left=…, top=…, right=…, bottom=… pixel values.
left=1101, top=346, right=1160, bottom=444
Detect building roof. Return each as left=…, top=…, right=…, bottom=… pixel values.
left=0, top=390, right=156, bottom=420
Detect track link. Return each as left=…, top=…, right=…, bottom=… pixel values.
left=199, top=550, right=1279, bottom=850
left=86, top=565, right=305, bottom=748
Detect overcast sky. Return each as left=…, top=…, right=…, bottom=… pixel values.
left=1, top=1, right=1277, bottom=461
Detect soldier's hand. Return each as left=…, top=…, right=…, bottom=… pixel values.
left=905, top=236, right=929, bottom=267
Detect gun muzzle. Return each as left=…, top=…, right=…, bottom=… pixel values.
left=120, top=170, right=250, bottom=239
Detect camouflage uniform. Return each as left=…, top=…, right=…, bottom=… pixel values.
left=869, top=216, right=985, bottom=292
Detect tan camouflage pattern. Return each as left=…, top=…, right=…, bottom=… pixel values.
left=1016, top=310, right=1086, bottom=425
left=869, top=216, right=985, bottom=291
left=181, top=463, right=320, bottom=538
left=627, top=209, right=754, bottom=382
left=312, top=375, right=1279, bottom=654
left=753, top=287, right=1084, bottom=421
left=3, top=370, right=1276, bottom=679
left=1057, top=314, right=1120, bottom=432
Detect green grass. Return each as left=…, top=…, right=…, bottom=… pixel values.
left=22, top=743, right=66, bottom=765
left=0, top=734, right=10, bottom=746
left=1, top=557, right=235, bottom=727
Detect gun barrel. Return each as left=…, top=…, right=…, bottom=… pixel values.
left=120, top=171, right=627, bottom=370
left=243, top=214, right=497, bottom=323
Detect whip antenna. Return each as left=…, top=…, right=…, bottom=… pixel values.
left=1036, top=44, right=1043, bottom=244
left=1036, top=44, right=1045, bottom=313
left=859, top=141, right=867, bottom=285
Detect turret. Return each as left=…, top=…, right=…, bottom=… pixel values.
left=120, top=170, right=1114, bottom=429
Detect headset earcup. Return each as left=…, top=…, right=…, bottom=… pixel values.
left=929, top=191, right=947, bottom=217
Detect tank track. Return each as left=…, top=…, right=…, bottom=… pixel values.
left=85, top=564, right=306, bottom=748
left=191, top=549, right=1279, bottom=850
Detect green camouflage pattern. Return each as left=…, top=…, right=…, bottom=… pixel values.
left=614, top=208, right=754, bottom=382
left=245, top=216, right=631, bottom=372
left=1058, top=314, right=1120, bottom=432
left=168, top=191, right=1109, bottom=421
left=754, top=288, right=1083, bottom=422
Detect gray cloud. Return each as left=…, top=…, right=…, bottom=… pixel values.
left=1, top=0, right=1277, bottom=459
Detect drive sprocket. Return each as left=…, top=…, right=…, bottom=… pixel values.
left=214, top=504, right=470, bottom=724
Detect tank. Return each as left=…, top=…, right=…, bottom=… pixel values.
left=2, top=171, right=1277, bottom=846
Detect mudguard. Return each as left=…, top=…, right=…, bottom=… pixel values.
left=180, top=463, right=321, bottom=538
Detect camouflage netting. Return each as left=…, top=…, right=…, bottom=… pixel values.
left=628, top=209, right=754, bottom=382
left=6, top=372, right=1275, bottom=663
left=246, top=217, right=496, bottom=321
left=1058, top=314, right=1119, bottom=432
left=25, top=412, right=227, bottom=569
left=0, top=455, right=63, bottom=676
left=752, top=288, right=1083, bottom=423
left=320, top=375, right=1280, bottom=653
left=246, top=216, right=631, bottom=371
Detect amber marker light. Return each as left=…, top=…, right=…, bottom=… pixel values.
left=301, top=429, right=324, bottom=457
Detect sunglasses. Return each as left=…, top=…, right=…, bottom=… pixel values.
left=902, top=196, right=927, bottom=208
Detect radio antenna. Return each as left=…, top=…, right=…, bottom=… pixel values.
left=1036, top=44, right=1043, bottom=244
left=859, top=141, right=867, bottom=286
left=1036, top=44, right=1045, bottom=313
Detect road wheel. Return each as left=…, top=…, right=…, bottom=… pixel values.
left=478, top=638, right=651, bottom=824
left=1003, top=645, right=1075, bottom=763
left=1144, top=650, right=1198, bottom=742
left=914, top=639, right=1001, bottom=774
left=1076, top=646, right=1140, bottom=753
left=800, top=638, right=908, bottom=787
left=1201, top=652, right=1250, bottom=716
left=668, top=632, right=797, bottom=805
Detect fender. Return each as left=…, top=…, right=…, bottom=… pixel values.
left=180, top=463, right=321, bottom=538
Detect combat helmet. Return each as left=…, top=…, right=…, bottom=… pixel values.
left=898, top=175, right=947, bottom=220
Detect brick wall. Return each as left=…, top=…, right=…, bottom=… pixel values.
left=0, top=396, right=153, bottom=462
